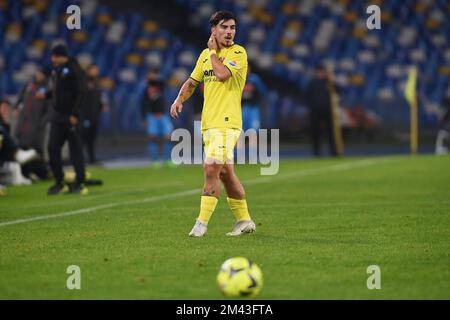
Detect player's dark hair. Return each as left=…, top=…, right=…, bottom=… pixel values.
left=209, top=11, right=237, bottom=27
left=51, top=44, right=68, bottom=57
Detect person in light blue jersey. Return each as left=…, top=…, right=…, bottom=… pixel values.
left=141, top=69, right=174, bottom=168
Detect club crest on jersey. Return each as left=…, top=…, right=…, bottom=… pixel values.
left=62, top=67, right=70, bottom=76
left=227, top=60, right=237, bottom=67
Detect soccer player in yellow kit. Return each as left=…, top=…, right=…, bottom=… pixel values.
left=170, top=11, right=256, bottom=237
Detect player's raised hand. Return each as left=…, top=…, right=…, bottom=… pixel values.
left=208, top=33, right=218, bottom=51
left=170, top=99, right=183, bottom=119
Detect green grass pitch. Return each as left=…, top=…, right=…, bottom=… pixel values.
left=0, top=155, right=449, bottom=299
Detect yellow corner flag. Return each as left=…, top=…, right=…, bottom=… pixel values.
left=404, top=67, right=418, bottom=154
left=405, top=67, right=417, bottom=106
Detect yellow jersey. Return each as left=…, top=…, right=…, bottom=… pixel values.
left=190, top=44, right=248, bottom=131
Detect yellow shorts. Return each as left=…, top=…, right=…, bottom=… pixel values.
left=202, top=128, right=242, bottom=164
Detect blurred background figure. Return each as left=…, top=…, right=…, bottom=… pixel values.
left=435, top=94, right=450, bottom=155
left=14, top=67, right=50, bottom=180
left=305, top=64, right=338, bottom=157
left=80, top=64, right=105, bottom=165
left=0, top=99, right=38, bottom=186
left=239, top=64, right=267, bottom=162
left=141, top=68, right=174, bottom=168
left=0, top=0, right=448, bottom=164
left=0, top=99, right=12, bottom=133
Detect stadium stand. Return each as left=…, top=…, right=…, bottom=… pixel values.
left=176, top=0, right=450, bottom=130
left=1, top=0, right=449, bottom=137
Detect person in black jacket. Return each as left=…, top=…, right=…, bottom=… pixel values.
left=305, top=64, right=338, bottom=157
left=42, top=45, right=87, bottom=195
left=80, top=64, right=104, bottom=164
left=435, top=94, right=450, bottom=154
left=438, top=95, right=450, bottom=130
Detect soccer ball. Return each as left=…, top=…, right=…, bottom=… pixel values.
left=216, top=257, right=263, bottom=298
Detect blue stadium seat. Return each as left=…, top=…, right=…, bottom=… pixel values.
left=1, top=0, right=449, bottom=132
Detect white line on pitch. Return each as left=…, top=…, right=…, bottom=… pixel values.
left=0, top=157, right=392, bottom=228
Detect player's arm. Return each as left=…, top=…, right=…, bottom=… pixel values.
left=208, top=35, right=231, bottom=82
left=210, top=54, right=231, bottom=82
left=170, top=78, right=199, bottom=119
left=177, top=78, right=199, bottom=103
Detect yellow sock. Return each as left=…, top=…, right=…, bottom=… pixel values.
left=227, top=197, right=251, bottom=222
left=198, top=196, right=218, bottom=224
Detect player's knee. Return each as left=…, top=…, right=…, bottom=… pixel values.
left=219, top=169, right=229, bottom=182
left=204, top=164, right=220, bottom=179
